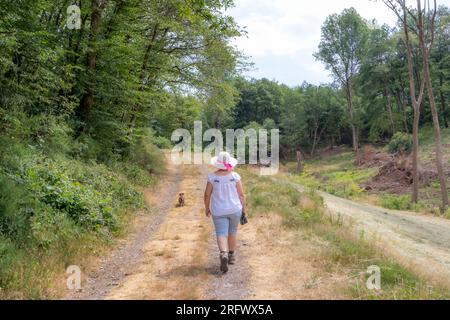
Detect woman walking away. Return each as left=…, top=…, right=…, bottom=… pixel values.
left=204, top=151, right=246, bottom=273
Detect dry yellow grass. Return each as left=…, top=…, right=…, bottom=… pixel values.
left=240, top=212, right=349, bottom=299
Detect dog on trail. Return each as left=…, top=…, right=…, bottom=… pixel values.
left=176, top=193, right=185, bottom=207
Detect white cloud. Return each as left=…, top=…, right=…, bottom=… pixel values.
left=227, top=0, right=440, bottom=86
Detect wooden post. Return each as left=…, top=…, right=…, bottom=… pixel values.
left=296, top=150, right=303, bottom=174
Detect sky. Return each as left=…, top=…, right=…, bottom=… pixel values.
left=226, top=0, right=450, bottom=87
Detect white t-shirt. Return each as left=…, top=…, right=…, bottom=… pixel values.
left=207, top=172, right=243, bottom=216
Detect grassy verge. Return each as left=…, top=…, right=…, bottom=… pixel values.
left=284, top=152, right=377, bottom=199
left=0, top=137, right=165, bottom=299
left=240, top=167, right=450, bottom=299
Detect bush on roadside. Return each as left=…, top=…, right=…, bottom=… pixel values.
left=153, top=136, right=173, bottom=149
left=128, top=129, right=165, bottom=176
left=380, top=194, right=415, bottom=211
left=388, top=132, right=412, bottom=154
left=444, top=207, right=450, bottom=219
left=16, top=160, right=116, bottom=231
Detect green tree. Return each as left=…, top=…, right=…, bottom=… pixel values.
left=315, top=8, right=369, bottom=157
left=233, top=78, right=283, bottom=128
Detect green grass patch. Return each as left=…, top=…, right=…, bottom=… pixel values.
left=379, top=194, right=422, bottom=211
left=288, top=152, right=376, bottom=199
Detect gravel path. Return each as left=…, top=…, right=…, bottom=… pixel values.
left=67, top=158, right=251, bottom=300
left=202, top=232, right=252, bottom=299
left=66, top=159, right=182, bottom=300
left=200, top=164, right=251, bottom=300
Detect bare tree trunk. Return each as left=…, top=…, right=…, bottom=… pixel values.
left=385, top=85, right=395, bottom=134
left=311, top=125, right=319, bottom=157
left=439, top=75, right=449, bottom=128
left=127, top=24, right=165, bottom=133
left=395, top=90, right=409, bottom=133
left=399, top=1, right=425, bottom=204
left=417, top=0, right=449, bottom=209
left=411, top=102, right=421, bottom=203
left=345, top=80, right=359, bottom=159
left=79, top=0, right=108, bottom=125
left=423, top=63, right=449, bottom=208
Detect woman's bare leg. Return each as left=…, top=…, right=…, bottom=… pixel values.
left=217, top=236, right=229, bottom=252
left=228, top=234, right=237, bottom=252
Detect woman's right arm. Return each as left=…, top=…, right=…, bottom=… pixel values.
left=204, top=181, right=213, bottom=217
left=236, top=180, right=246, bottom=213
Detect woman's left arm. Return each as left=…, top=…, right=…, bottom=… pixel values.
left=204, top=182, right=213, bottom=217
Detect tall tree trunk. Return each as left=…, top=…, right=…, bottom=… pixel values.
left=127, top=24, right=163, bottom=133
left=395, top=90, right=409, bottom=133
left=417, top=0, right=449, bottom=209
left=439, top=75, right=449, bottom=128
left=79, top=0, right=108, bottom=125
left=384, top=86, right=395, bottom=134
left=345, top=80, right=359, bottom=158
left=296, top=150, right=304, bottom=174
left=423, top=63, right=449, bottom=209
left=411, top=103, right=420, bottom=203
left=310, top=124, right=319, bottom=157
left=400, top=2, right=425, bottom=204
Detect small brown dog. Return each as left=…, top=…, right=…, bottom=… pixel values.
left=176, top=193, right=185, bottom=207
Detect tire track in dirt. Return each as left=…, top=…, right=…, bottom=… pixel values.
left=200, top=164, right=251, bottom=300
left=105, top=163, right=251, bottom=300
left=201, top=232, right=251, bottom=299
left=66, top=153, right=182, bottom=300
left=105, top=163, right=213, bottom=299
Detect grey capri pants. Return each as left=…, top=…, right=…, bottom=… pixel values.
left=212, top=210, right=242, bottom=237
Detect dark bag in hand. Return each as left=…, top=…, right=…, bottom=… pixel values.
left=240, top=211, right=248, bottom=225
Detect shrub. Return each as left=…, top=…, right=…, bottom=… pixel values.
left=380, top=194, right=413, bottom=210
left=0, top=236, right=21, bottom=290
left=388, top=132, right=412, bottom=154
left=444, top=207, right=450, bottom=219
left=131, top=141, right=165, bottom=175
left=17, top=161, right=117, bottom=231
left=0, top=172, right=78, bottom=249
left=153, top=136, right=173, bottom=149
left=296, top=191, right=324, bottom=224
left=0, top=174, right=34, bottom=244
left=129, top=129, right=165, bottom=175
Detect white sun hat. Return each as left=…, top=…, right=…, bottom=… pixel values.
left=210, top=151, right=238, bottom=170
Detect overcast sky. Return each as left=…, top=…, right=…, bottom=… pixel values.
left=226, top=0, right=450, bottom=87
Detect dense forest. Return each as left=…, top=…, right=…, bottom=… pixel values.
left=0, top=0, right=449, bottom=297
left=0, top=0, right=242, bottom=297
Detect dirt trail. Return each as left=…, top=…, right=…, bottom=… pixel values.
left=283, top=179, right=450, bottom=283
left=104, top=161, right=343, bottom=300
left=106, top=161, right=258, bottom=299
left=67, top=156, right=342, bottom=300
left=66, top=154, right=450, bottom=299
left=67, top=153, right=182, bottom=299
